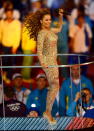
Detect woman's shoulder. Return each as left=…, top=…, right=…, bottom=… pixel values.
left=39, top=29, right=49, bottom=33
left=38, top=29, right=49, bottom=37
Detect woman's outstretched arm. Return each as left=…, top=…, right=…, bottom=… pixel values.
left=51, top=9, right=63, bottom=34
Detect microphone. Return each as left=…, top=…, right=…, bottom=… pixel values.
left=62, top=11, right=71, bottom=16
left=54, top=9, right=71, bottom=16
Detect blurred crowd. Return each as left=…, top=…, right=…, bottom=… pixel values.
left=0, top=0, right=94, bottom=118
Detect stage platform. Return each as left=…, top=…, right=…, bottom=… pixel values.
left=0, top=117, right=94, bottom=130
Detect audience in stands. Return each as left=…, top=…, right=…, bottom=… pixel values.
left=26, top=73, right=59, bottom=117
left=69, top=14, right=92, bottom=54
left=66, top=88, right=94, bottom=119
left=27, top=103, right=40, bottom=117
left=69, top=14, right=92, bottom=75
left=12, top=73, right=31, bottom=105
left=0, top=0, right=20, bottom=20
left=26, top=73, right=48, bottom=116
left=59, top=65, right=94, bottom=116
left=0, top=8, right=21, bottom=79
left=0, top=8, right=21, bottom=54
left=30, top=0, right=42, bottom=13
left=0, top=85, right=27, bottom=117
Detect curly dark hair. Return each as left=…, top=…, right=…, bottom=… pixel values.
left=24, top=8, right=51, bottom=41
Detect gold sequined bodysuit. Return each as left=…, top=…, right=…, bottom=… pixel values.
left=37, top=30, right=59, bottom=113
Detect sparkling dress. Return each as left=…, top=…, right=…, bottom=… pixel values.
left=37, top=30, right=59, bottom=113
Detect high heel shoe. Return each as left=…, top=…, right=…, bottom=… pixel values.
left=43, top=112, right=57, bottom=125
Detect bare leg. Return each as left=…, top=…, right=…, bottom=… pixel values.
left=46, top=77, right=59, bottom=113
left=43, top=67, right=59, bottom=123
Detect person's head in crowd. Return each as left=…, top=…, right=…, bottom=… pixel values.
left=75, top=88, right=92, bottom=104
left=27, top=104, right=40, bottom=117
left=36, top=73, right=47, bottom=90
left=71, top=65, right=80, bottom=80
left=5, top=8, right=13, bottom=20
left=27, top=110, right=38, bottom=117
left=77, top=4, right=85, bottom=16
left=71, top=87, right=94, bottom=118
left=78, top=0, right=90, bottom=7
left=77, top=14, right=85, bottom=27
left=2, top=0, right=13, bottom=8
left=4, top=85, right=15, bottom=101
left=4, top=1, right=14, bottom=10
left=12, top=73, right=23, bottom=89
left=62, top=0, right=76, bottom=12
left=41, top=0, right=48, bottom=8
left=81, top=88, right=92, bottom=104
left=30, top=0, right=42, bottom=12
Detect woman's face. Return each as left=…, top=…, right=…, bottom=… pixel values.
left=41, top=14, right=52, bottom=29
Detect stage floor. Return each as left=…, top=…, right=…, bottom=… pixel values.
left=0, top=117, right=94, bottom=130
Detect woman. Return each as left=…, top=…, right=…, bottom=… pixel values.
left=25, top=8, right=63, bottom=124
